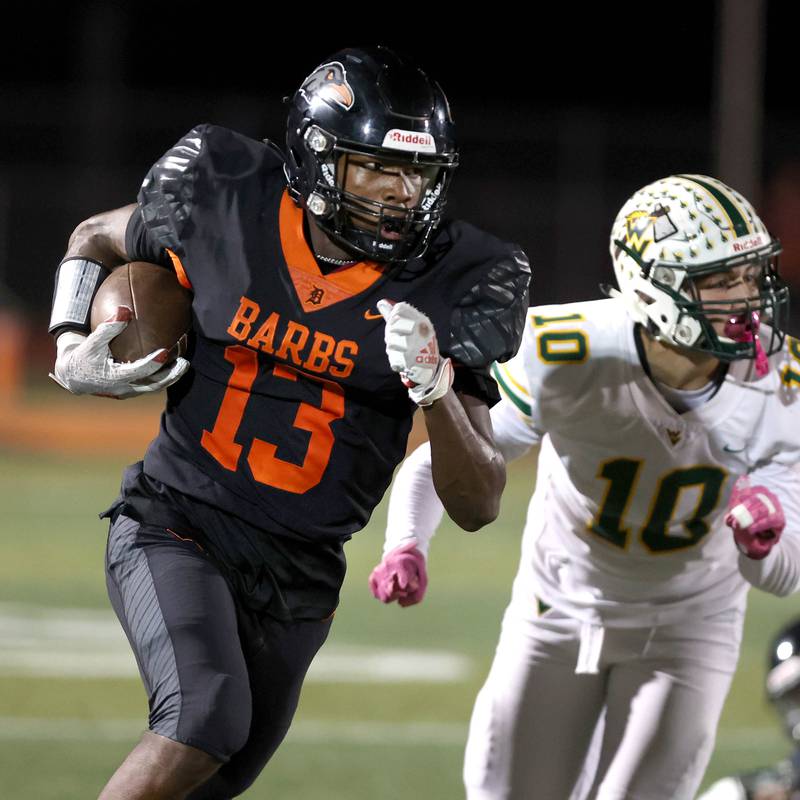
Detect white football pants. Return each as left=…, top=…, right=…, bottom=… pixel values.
left=463, top=601, right=744, bottom=800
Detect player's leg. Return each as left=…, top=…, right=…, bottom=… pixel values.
left=101, top=515, right=252, bottom=800
left=587, top=609, right=744, bottom=800
left=185, top=613, right=333, bottom=799
left=97, top=731, right=220, bottom=800
left=463, top=605, right=607, bottom=800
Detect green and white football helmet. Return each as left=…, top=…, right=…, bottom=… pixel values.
left=609, top=174, right=788, bottom=365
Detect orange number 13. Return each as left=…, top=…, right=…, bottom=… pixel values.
left=201, top=345, right=345, bottom=494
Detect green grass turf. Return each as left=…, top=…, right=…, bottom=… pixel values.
left=1, top=448, right=799, bottom=798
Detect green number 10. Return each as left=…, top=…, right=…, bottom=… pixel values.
left=588, top=459, right=727, bottom=552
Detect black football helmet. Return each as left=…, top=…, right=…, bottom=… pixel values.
left=285, top=46, right=458, bottom=263
left=767, top=618, right=800, bottom=743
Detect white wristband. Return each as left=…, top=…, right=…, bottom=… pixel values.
left=49, top=258, right=109, bottom=335
left=411, top=358, right=454, bottom=407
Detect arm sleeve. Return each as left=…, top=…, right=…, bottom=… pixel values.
left=738, top=461, right=800, bottom=597
left=383, top=443, right=443, bottom=559
left=124, top=208, right=172, bottom=267
left=451, top=363, right=501, bottom=406
left=488, top=313, right=547, bottom=439
left=383, top=394, right=541, bottom=558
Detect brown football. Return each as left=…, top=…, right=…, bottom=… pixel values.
left=90, top=261, right=192, bottom=363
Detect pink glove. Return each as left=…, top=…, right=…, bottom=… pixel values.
left=369, top=540, right=428, bottom=607
left=725, top=478, right=786, bottom=560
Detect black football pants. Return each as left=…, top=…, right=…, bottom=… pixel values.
left=105, top=514, right=332, bottom=799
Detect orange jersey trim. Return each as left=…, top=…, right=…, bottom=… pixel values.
left=278, top=190, right=385, bottom=313
left=166, top=248, right=193, bottom=291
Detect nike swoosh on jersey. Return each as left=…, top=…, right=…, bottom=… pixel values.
left=723, top=444, right=746, bottom=453
left=364, top=309, right=384, bottom=320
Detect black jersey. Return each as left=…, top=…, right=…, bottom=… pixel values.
left=116, top=124, right=529, bottom=619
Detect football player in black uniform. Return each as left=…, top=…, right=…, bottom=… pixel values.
left=699, top=618, right=800, bottom=800
left=47, top=47, right=530, bottom=800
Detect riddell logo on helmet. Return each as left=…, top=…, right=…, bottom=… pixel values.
left=732, top=235, right=766, bottom=253
left=382, top=129, right=436, bottom=153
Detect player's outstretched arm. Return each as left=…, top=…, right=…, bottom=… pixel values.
left=423, top=389, right=505, bottom=531
left=378, top=298, right=505, bottom=530
left=49, top=204, right=188, bottom=397
left=369, top=399, right=539, bottom=607
left=369, top=444, right=442, bottom=607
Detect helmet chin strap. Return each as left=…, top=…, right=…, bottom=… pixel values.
left=315, top=252, right=357, bottom=267
left=304, top=209, right=359, bottom=267
left=724, top=311, right=769, bottom=376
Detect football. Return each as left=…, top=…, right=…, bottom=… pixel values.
left=90, top=261, right=192, bottom=363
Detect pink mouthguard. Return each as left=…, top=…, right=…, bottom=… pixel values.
left=724, top=311, right=769, bottom=376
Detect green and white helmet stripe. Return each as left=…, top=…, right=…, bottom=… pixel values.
left=675, top=174, right=754, bottom=238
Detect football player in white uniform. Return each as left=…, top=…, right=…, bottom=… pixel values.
left=369, top=175, right=800, bottom=800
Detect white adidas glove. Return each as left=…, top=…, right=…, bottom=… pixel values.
left=377, top=299, right=454, bottom=407
left=51, top=306, right=189, bottom=399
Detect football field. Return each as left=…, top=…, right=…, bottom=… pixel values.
left=1, top=442, right=799, bottom=799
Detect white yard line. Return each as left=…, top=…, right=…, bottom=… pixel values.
left=0, top=604, right=471, bottom=683
left=0, top=715, right=779, bottom=750
left=0, top=716, right=468, bottom=746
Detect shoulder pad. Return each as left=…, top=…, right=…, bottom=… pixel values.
left=778, top=334, right=800, bottom=393
left=204, top=128, right=285, bottom=178
left=138, top=125, right=208, bottom=256
left=138, top=126, right=284, bottom=257
left=448, top=247, right=530, bottom=368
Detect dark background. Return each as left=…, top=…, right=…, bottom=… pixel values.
left=1, top=1, right=798, bottom=342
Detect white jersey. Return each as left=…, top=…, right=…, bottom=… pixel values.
left=492, top=297, right=800, bottom=626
